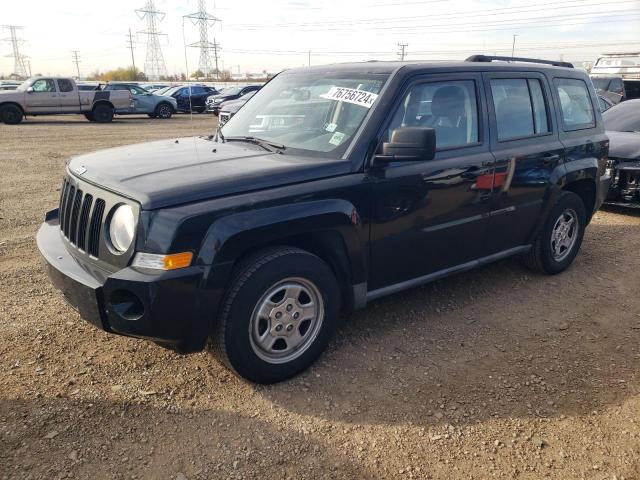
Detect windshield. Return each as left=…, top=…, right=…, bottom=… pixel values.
left=221, top=71, right=389, bottom=157
left=603, top=100, right=640, bottom=132
left=16, top=79, right=33, bottom=91
left=222, top=87, right=242, bottom=96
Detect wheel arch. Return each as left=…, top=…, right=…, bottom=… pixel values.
left=197, top=200, right=368, bottom=312
left=92, top=100, right=115, bottom=111
left=0, top=101, right=25, bottom=115
left=561, top=157, right=599, bottom=222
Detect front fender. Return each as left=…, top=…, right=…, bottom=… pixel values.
left=197, top=199, right=367, bottom=284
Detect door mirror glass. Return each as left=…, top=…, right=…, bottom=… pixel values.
left=26, top=87, right=34, bottom=93
left=376, top=127, right=436, bottom=163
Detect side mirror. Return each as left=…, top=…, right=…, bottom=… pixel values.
left=26, top=87, right=34, bottom=93
left=375, top=127, right=436, bottom=163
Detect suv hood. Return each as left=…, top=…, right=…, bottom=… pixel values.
left=607, top=130, right=640, bottom=160
left=67, top=137, right=351, bottom=209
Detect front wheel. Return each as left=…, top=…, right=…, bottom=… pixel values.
left=154, top=103, right=173, bottom=119
left=210, top=247, right=341, bottom=383
left=0, top=104, right=24, bottom=124
left=522, top=191, right=586, bottom=274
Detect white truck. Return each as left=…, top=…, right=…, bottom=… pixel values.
left=590, top=52, right=640, bottom=104
left=0, top=77, right=133, bottom=124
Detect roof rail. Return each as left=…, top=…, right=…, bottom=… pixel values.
left=465, top=54, right=574, bottom=69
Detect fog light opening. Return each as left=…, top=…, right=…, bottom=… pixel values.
left=109, top=290, right=144, bottom=321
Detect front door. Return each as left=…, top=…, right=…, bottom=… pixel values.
left=368, top=74, right=495, bottom=292
left=481, top=72, right=564, bottom=253
left=25, top=78, right=59, bottom=113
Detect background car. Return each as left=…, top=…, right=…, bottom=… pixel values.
left=218, top=90, right=258, bottom=126
left=602, top=99, right=640, bottom=206
left=104, top=83, right=177, bottom=119
left=206, top=85, right=262, bottom=115
left=163, top=84, right=218, bottom=113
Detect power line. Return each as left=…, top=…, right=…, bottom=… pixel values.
left=71, top=50, right=81, bottom=79
left=184, top=0, right=221, bottom=79
left=1, top=25, right=29, bottom=78
left=136, top=0, right=167, bottom=80
left=126, top=28, right=137, bottom=73
left=397, top=43, right=408, bottom=61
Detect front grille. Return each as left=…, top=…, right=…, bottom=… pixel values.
left=219, top=112, right=230, bottom=126
left=59, top=178, right=105, bottom=257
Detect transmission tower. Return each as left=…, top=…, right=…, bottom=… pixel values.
left=397, top=43, right=408, bottom=61
left=136, top=1, right=167, bottom=80
left=1, top=25, right=29, bottom=78
left=184, top=0, right=221, bottom=79
left=71, top=50, right=81, bottom=79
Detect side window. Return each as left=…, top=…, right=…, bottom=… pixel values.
left=490, top=78, right=549, bottom=141
left=554, top=78, right=595, bottom=130
left=386, top=80, right=479, bottom=150
left=57, top=79, right=74, bottom=92
left=610, top=78, right=624, bottom=94
left=32, top=79, right=56, bottom=93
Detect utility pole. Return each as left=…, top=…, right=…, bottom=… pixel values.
left=184, top=0, right=221, bottom=79
left=71, top=50, right=81, bottom=79
left=1, top=25, right=29, bottom=78
left=511, top=34, right=518, bottom=59
left=136, top=0, right=168, bottom=80
left=308, top=50, right=311, bottom=67
left=126, top=28, right=137, bottom=74
left=397, top=43, right=408, bottom=61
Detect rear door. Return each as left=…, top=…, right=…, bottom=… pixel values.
left=482, top=71, right=564, bottom=253
left=25, top=78, right=59, bottom=112
left=56, top=79, right=79, bottom=112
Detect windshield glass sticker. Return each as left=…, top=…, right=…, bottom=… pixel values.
left=329, top=131, right=346, bottom=146
left=325, top=122, right=338, bottom=132
left=321, top=87, right=379, bottom=109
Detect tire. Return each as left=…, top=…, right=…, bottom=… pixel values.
left=195, top=107, right=206, bottom=114
left=0, top=104, right=23, bottom=124
left=91, top=103, right=114, bottom=123
left=154, top=102, right=173, bottom=119
left=84, top=113, right=95, bottom=122
left=147, top=113, right=157, bottom=118
left=211, top=247, right=341, bottom=383
left=522, top=191, right=586, bottom=274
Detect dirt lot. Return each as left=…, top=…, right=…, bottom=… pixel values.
left=1, top=114, right=640, bottom=480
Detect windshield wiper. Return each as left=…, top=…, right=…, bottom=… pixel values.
left=224, top=135, right=286, bottom=153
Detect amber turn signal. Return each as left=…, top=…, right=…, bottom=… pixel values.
left=132, top=252, right=194, bottom=270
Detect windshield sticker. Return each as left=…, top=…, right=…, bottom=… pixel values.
left=325, top=122, right=338, bottom=132
left=329, top=131, right=346, bottom=146
left=321, top=87, right=379, bottom=109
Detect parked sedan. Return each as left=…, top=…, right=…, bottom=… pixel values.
left=164, top=85, right=218, bottom=113
left=603, top=99, right=640, bottom=207
left=104, top=83, right=177, bottom=119
left=206, top=85, right=262, bottom=115
left=218, top=90, right=257, bottom=126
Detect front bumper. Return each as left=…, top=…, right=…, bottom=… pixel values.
left=36, top=211, right=216, bottom=353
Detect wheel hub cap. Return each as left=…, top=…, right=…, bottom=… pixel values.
left=249, top=278, right=324, bottom=364
left=550, top=208, right=578, bottom=262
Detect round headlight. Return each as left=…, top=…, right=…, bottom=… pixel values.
left=109, top=205, right=135, bottom=253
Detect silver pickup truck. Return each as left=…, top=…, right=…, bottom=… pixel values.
left=0, top=77, right=132, bottom=124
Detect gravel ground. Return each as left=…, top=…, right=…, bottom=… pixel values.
left=1, top=114, right=640, bottom=480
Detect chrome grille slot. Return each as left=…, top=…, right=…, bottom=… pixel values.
left=62, top=185, right=76, bottom=238
left=88, top=199, right=105, bottom=258
left=77, top=194, right=93, bottom=251
left=69, top=189, right=83, bottom=245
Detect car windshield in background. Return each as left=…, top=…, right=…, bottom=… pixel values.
left=591, top=78, right=610, bottom=90
left=602, top=100, right=640, bottom=132
left=221, top=71, right=389, bottom=157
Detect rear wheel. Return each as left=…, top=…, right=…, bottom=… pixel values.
left=154, top=102, right=173, bottom=119
left=92, top=103, right=114, bottom=123
left=210, top=247, right=341, bottom=383
left=0, top=104, right=23, bottom=124
left=84, top=113, right=95, bottom=122
left=522, top=191, right=586, bottom=274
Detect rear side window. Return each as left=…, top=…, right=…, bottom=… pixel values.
left=57, top=79, right=74, bottom=92
left=490, top=78, right=549, bottom=141
left=554, top=78, right=595, bottom=130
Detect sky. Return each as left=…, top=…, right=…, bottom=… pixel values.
left=2, top=0, right=639, bottom=78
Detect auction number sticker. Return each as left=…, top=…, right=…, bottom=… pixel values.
left=321, top=87, right=379, bottom=108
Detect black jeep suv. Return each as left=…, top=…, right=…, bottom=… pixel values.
left=37, top=56, right=610, bottom=383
